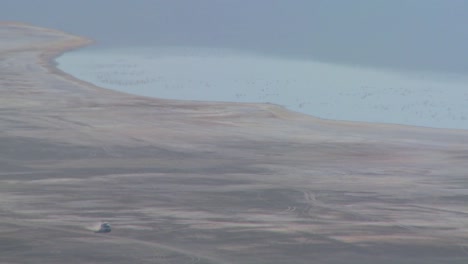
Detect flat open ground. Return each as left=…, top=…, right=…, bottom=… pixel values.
left=1, top=22, right=468, bottom=263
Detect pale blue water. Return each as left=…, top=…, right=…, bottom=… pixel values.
left=56, top=46, right=468, bottom=130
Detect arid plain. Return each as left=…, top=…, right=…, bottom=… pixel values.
left=1, top=22, right=468, bottom=263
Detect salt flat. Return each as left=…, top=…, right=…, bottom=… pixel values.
left=1, top=22, right=468, bottom=264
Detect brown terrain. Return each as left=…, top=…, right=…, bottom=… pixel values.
left=1, top=22, right=468, bottom=263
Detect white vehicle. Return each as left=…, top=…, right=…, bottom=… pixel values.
left=95, top=222, right=111, bottom=233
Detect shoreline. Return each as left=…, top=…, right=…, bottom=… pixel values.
left=5, top=20, right=460, bottom=134
left=18, top=20, right=468, bottom=135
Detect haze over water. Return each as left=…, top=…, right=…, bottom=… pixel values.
left=3, top=0, right=468, bottom=129
left=57, top=47, right=468, bottom=130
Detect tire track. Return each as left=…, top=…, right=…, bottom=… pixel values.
left=297, top=188, right=419, bottom=231
left=282, top=206, right=296, bottom=213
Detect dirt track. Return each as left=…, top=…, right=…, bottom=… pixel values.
left=1, top=22, right=468, bottom=263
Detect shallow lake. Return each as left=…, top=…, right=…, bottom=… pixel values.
left=56, top=46, right=468, bottom=130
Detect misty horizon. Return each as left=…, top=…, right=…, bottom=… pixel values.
left=2, top=0, right=468, bottom=74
